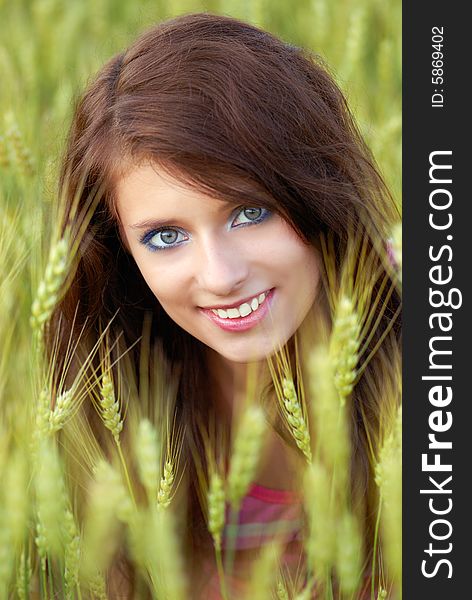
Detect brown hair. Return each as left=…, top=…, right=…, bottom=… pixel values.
left=48, top=12, right=401, bottom=594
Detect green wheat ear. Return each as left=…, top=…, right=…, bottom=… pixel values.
left=136, top=418, right=160, bottom=503
left=0, top=135, right=10, bottom=169
left=30, top=237, right=69, bottom=332
left=330, top=295, right=361, bottom=406
left=276, top=579, right=289, bottom=600
left=34, top=440, right=67, bottom=558
left=63, top=507, right=81, bottom=598
left=335, top=511, right=363, bottom=595
left=4, top=112, right=34, bottom=176
left=267, top=340, right=312, bottom=464
left=144, top=509, right=188, bottom=600
left=303, top=460, right=336, bottom=581
left=88, top=572, right=108, bottom=600
left=1, top=451, right=29, bottom=596
left=99, top=371, right=123, bottom=443
left=157, top=458, right=175, bottom=509
left=207, top=471, right=225, bottom=549
left=81, top=460, right=132, bottom=581
left=375, top=404, right=402, bottom=585
left=282, top=377, right=312, bottom=463
left=49, top=388, right=74, bottom=432
left=227, top=404, right=267, bottom=511
left=294, top=585, right=314, bottom=600
left=15, top=551, right=32, bottom=600
left=308, top=347, right=349, bottom=480
left=244, top=542, right=282, bottom=600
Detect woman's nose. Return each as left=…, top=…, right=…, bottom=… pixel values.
left=195, top=235, right=249, bottom=297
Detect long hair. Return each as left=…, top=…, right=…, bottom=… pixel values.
left=47, top=12, right=401, bottom=594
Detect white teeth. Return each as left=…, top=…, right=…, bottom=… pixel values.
left=238, top=302, right=252, bottom=317
left=210, top=290, right=270, bottom=319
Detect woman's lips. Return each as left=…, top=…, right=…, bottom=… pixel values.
left=200, top=289, right=275, bottom=332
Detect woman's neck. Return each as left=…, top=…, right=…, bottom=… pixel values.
left=205, top=348, right=270, bottom=423
left=205, top=347, right=305, bottom=491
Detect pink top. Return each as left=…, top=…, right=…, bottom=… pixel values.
left=221, top=483, right=304, bottom=550
left=198, top=482, right=306, bottom=599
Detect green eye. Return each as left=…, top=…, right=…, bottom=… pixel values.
left=232, top=207, right=271, bottom=228
left=141, top=227, right=188, bottom=252
left=243, top=208, right=262, bottom=220
left=157, top=230, right=179, bottom=244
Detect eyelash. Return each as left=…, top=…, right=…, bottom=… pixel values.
left=140, top=206, right=271, bottom=252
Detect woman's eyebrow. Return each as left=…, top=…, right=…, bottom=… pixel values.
left=129, top=217, right=180, bottom=230
left=129, top=201, right=238, bottom=230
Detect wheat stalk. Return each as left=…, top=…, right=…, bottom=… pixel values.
left=127, top=510, right=149, bottom=576
left=335, top=511, right=362, bottom=594
left=303, top=461, right=336, bottom=582
left=145, top=509, right=188, bottom=600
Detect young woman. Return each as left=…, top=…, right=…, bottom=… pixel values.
left=47, top=12, right=401, bottom=599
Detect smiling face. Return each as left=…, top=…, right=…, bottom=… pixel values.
left=115, top=163, right=320, bottom=363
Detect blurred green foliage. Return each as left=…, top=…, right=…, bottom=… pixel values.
left=0, top=0, right=401, bottom=201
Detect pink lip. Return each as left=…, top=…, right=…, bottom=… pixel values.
left=200, top=289, right=275, bottom=332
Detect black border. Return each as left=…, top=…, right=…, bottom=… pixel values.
left=403, top=3, right=470, bottom=597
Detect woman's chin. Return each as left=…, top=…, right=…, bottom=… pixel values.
left=207, top=337, right=288, bottom=365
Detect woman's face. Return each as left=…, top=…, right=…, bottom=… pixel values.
left=115, top=164, right=320, bottom=363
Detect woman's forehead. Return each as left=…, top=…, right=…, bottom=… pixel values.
left=114, top=163, right=238, bottom=224
left=115, top=156, right=278, bottom=203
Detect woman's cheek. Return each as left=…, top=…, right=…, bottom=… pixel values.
left=147, top=269, right=187, bottom=308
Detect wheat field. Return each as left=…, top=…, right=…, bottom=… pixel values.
left=0, top=1, right=401, bottom=598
